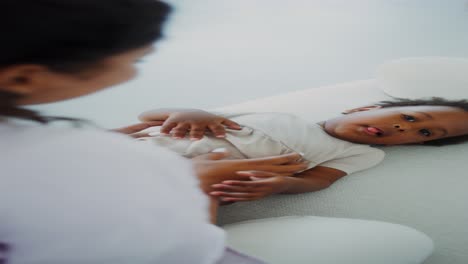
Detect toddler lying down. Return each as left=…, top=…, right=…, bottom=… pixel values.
left=136, top=97, right=468, bottom=202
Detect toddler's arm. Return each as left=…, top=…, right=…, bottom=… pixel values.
left=138, top=108, right=241, bottom=140
left=210, top=166, right=346, bottom=202
left=111, top=121, right=165, bottom=137
left=279, top=166, right=347, bottom=194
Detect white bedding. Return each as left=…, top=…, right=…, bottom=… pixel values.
left=216, top=80, right=468, bottom=264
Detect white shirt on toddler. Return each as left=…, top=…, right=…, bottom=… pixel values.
left=140, top=112, right=385, bottom=175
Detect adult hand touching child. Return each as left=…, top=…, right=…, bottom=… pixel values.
left=192, top=151, right=308, bottom=194
left=112, top=108, right=311, bottom=203
left=115, top=108, right=340, bottom=205
left=211, top=165, right=347, bottom=202
left=192, top=151, right=308, bottom=223
left=139, top=108, right=241, bottom=140
left=210, top=172, right=293, bottom=202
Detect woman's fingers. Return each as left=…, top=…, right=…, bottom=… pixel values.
left=238, top=163, right=307, bottom=175
left=230, top=153, right=308, bottom=174
left=221, top=180, right=258, bottom=186
left=221, top=179, right=272, bottom=189
left=220, top=197, right=260, bottom=202
left=236, top=170, right=280, bottom=178
left=211, top=183, right=255, bottom=192
left=210, top=191, right=257, bottom=198
left=259, top=162, right=308, bottom=173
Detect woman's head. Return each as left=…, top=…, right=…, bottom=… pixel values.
left=0, top=0, right=171, bottom=120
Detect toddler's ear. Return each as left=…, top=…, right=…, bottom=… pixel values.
left=342, top=105, right=382, bottom=114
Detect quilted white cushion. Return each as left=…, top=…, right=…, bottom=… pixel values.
left=376, top=57, right=468, bottom=100
left=225, top=216, right=433, bottom=264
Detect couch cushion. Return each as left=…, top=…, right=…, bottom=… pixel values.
left=216, top=80, right=468, bottom=264
left=376, top=57, right=468, bottom=100
left=216, top=80, right=388, bottom=122
left=225, top=216, right=433, bottom=264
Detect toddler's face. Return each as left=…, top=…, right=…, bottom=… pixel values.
left=322, top=105, right=468, bottom=145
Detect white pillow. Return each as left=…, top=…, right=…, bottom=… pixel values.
left=215, top=80, right=390, bottom=122
left=224, top=216, right=433, bottom=264
left=376, top=57, right=468, bottom=100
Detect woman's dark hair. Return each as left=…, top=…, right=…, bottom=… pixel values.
left=376, top=97, right=468, bottom=146
left=0, top=0, right=171, bottom=123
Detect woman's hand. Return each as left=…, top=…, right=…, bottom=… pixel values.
left=139, top=108, right=241, bottom=140
left=210, top=172, right=293, bottom=202
left=192, top=152, right=308, bottom=194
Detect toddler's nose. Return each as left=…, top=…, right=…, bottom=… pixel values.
left=393, top=124, right=406, bottom=132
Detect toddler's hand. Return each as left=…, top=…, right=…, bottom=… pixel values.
left=139, top=109, right=241, bottom=140
left=210, top=171, right=293, bottom=202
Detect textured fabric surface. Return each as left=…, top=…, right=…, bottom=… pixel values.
left=216, top=80, right=468, bottom=264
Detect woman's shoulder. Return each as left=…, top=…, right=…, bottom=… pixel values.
left=0, top=122, right=189, bottom=167
left=0, top=122, right=199, bottom=201
left=0, top=122, right=221, bottom=264
left=1, top=122, right=125, bottom=150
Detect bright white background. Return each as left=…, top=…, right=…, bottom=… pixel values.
left=33, top=0, right=468, bottom=128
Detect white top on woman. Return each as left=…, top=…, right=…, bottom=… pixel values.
left=0, top=120, right=224, bottom=264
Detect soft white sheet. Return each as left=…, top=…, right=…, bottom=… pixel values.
left=216, top=80, right=468, bottom=264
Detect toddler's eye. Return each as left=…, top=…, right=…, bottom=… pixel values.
left=419, top=129, right=432, bottom=137
left=403, top=114, right=416, bottom=122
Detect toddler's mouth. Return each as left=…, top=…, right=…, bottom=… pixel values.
left=364, top=126, right=384, bottom=137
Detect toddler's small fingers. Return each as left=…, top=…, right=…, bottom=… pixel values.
left=188, top=125, right=205, bottom=140
left=221, top=197, right=259, bottom=202
left=208, top=124, right=226, bottom=138
left=222, top=119, right=242, bottom=130
left=171, top=123, right=190, bottom=139
left=160, top=122, right=177, bottom=135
